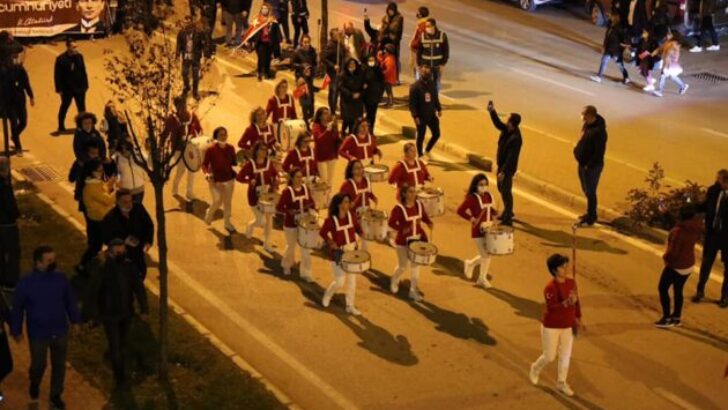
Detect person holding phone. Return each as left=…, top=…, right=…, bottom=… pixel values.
left=486, top=101, right=522, bottom=227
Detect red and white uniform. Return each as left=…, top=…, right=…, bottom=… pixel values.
left=312, top=123, right=340, bottom=163
left=388, top=159, right=431, bottom=191
left=339, top=178, right=376, bottom=211
left=202, top=143, right=236, bottom=182
left=319, top=212, right=362, bottom=261
left=388, top=201, right=432, bottom=246
left=276, top=185, right=315, bottom=228
left=282, top=148, right=318, bottom=179
left=266, top=94, right=297, bottom=123
left=457, top=192, right=497, bottom=238
left=236, top=159, right=278, bottom=206
left=338, top=133, right=378, bottom=162
left=238, top=124, right=277, bottom=152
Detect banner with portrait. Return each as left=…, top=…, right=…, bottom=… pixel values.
left=0, top=0, right=113, bottom=37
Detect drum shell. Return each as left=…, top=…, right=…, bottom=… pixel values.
left=407, top=241, right=438, bottom=265
left=257, top=192, right=280, bottom=214
left=417, top=188, right=445, bottom=217
left=278, top=119, right=308, bottom=150
left=297, top=216, right=322, bottom=249
left=485, top=227, right=514, bottom=255
left=182, top=136, right=214, bottom=172
left=340, top=250, right=371, bottom=273
left=360, top=210, right=388, bottom=241
left=364, top=164, right=389, bottom=183
left=309, top=182, right=331, bottom=210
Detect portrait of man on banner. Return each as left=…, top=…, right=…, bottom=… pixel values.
left=69, top=0, right=107, bottom=34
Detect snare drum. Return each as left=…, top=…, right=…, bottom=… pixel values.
left=360, top=209, right=388, bottom=241
left=257, top=192, right=279, bottom=214
left=278, top=119, right=308, bottom=150
left=309, top=181, right=331, bottom=210
left=485, top=226, right=514, bottom=255
left=407, top=241, right=438, bottom=266
left=297, top=214, right=322, bottom=249
left=417, top=187, right=445, bottom=217
left=364, top=164, right=389, bottom=183
left=340, top=250, right=371, bottom=273
left=182, top=136, right=214, bottom=172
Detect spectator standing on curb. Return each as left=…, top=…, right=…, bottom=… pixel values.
left=102, top=190, right=154, bottom=281
left=5, top=58, right=33, bottom=157
left=689, top=0, right=720, bottom=52
left=177, top=15, right=209, bottom=100
left=693, top=169, right=728, bottom=307
left=486, top=101, right=522, bottom=227
left=323, top=28, right=346, bottom=115
left=290, top=0, right=309, bottom=48
left=416, top=18, right=449, bottom=91
left=342, top=22, right=366, bottom=63
left=54, top=39, right=88, bottom=134
left=377, top=2, right=404, bottom=82
left=409, top=65, right=441, bottom=161
left=113, top=141, right=146, bottom=204
left=11, top=246, right=81, bottom=410
left=296, top=64, right=317, bottom=125
left=590, top=15, right=630, bottom=84
left=96, top=239, right=149, bottom=389
left=408, top=7, right=430, bottom=78
left=0, top=157, right=20, bottom=290
left=339, top=58, right=365, bottom=137
left=221, top=0, right=249, bottom=47
left=573, top=105, right=607, bottom=227
left=377, top=44, right=397, bottom=108
left=362, top=54, right=385, bottom=133
left=529, top=254, right=582, bottom=398
left=73, top=112, right=106, bottom=165
left=292, top=34, right=316, bottom=79
left=655, top=205, right=702, bottom=328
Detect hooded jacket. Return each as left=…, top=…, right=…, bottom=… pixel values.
left=339, top=59, right=365, bottom=120
left=379, top=4, right=404, bottom=44
left=663, top=217, right=703, bottom=270
left=573, top=115, right=607, bottom=168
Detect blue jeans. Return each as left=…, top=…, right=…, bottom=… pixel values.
left=657, top=73, right=685, bottom=93
left=577, top=163, right=603, bottom=222
left=597, top=54, right=628, bottom=80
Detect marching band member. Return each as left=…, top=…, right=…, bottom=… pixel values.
left=267, top=79, right=298, bottom=124
left=338, top=119, right=382, bottom=164
left=388, top=184, right=433, bottom=301
left=312, top=107, right=341, bottom=187
left=203, top=127, right=237, bottom=232
left=168, top=96, right=203, bottom=200
left=238, top=107, right=278, bottom=158
left=276, top=168, right=315, bottom=281
left=456, top=173, right=498, bottom=288
left=320, top=193, right=363, bottom=315
left=388, top=142, right=433, bottom=195
left=283, top=134, right=318, bottom=181
left=340, top=160, right=378, bottom=251
left=237, top=142, right=279, bottom=252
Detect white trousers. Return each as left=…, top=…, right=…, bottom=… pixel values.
left=317, top=160, right=337, bottom=188
left=207, top=180, right=234, bottom=227
left=247, top=207, right=272, bottom=246
left=467, top=237, right=492, bottom=282
left=324, top=261, right=357, bottom=308
left=172, top=153, right=196, bottom=198
left=392, top=245, right=420, bottom=293
left=282, top=227, right=311, bottom=278
left=531, top=325, right=574, bottom=384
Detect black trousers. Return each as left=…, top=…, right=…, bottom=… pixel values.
left=277, top=8, right=291, bottom=42
left=292, top=16, right=309, bottom=48
left=29, top=335, right=67, bottom=398
left=8, top=105, right=27, bottom=152
left=80, top=219, right=104, bottom=267
left=658, top=266, right=690, bottom=318
left=0, top=224, right=20, bottom=288
left=328, top=80, right=339, bottom=115
left=415, top=116, right=440, bottom=156
left=695, top=15, right=719, bottom=46
left=365, top=102, right=379, bottom=134
left=497, top=173, right=514, bottom=221
left=103, top=319, right=131, bottom=385
left=256, top=42, right=273, bottom=77
left=129, top=247, right=148, bottom=281
left=181, top=60, right=201, bottom=96
left=58, top=90, right=86, bottom=130
left=696, top=233, right=727, bottom=299
left=300, top=95, right=314, bottom=125
left=577, top=163, right=603, bottom=223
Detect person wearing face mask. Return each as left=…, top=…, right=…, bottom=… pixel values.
left=362, top=54, right=385, bottom=133
left=73, top=112, right=106, bottom=164
left=244, top=3, right=282, bottom=81
left=283, top=134, right=318, bottom=181
left=573, top=105, right=607, bottom=227
left=102, top=189, right=155, bottom=281
left=408, top=65, right=441, bottom=161
left=487, top=101, right=522, bottom=227
left=203, top=127, right=237, bottom=232
left=388, top=143, right=433, bottom=197
left=0, top=157, right=20, bottom=289
left=94, top=239, right=149, bottom=389
left=416, top=18, right=449, bottom=91
left=11, top=246, right=81, bottom=409
left=408, top=6, right=430, bottom=77
left=113, top=141, right=147, bottom=204
left=54, top=39, right=88, bottom=134
left=339, top=58, right=365, bottom=136
left=457, top=174, right=498, bottom=288
left=277, top=168, right=316, bottom=280
left=79, top=160, right=117, bottom=271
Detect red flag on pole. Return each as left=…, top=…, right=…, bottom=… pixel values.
left=293, top=83, right=308, bottom=100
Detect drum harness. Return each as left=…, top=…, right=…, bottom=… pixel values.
left=400, top=159, right=423, bottom=189
left=287, top=185, right=311, bottom=222
left=295, top=148, right=315, bottom=177
left=349, top=177, right=372, bottom=210
left=398, top=202, right=426, bottom=246
left=350, top=133, right=374, bottom=161
left=333, top=212, right=356, bottom=265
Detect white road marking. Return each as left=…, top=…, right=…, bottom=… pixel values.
left=510, top=67, right=596, bottom=97
left=700, top=127, right=728, bottom=140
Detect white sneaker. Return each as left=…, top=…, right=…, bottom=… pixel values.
left=346, top=306, right=362, bottom=316
left=642, top=84, right=655, bottom=92
left=589, top=75, right=602, bottom=83
left=203, top=212, right=212, bottom=226
left=463, top=260, right=474, bottom=279
left=186, top=192, right=196, bottom=201
left=301, top=275, right=315, bottom=283
left=409, top=290, right=424, bottom=302
left=264, top=244, right=275, bottom=253
left=556, top=382, right=575, bottom=397
left=653, top=90, right=663, bottom=97
left=244, top=224, right=254, bottom=239
left=224, top=223, right=236, bottom=233
left=529, top=363, right=540, bottom=385
left=478, top=277, right=493, bottom=289
left=322, top=292, right=332, bottom=307
left=390, top=279, right=400, bottom=294
left=679, top=84, right=689, bottom=95
left=689, top=46, right=703, bottom=53
left=283, top=267, right=291, bottom=275
left=707, top=45, right=720, bottom=51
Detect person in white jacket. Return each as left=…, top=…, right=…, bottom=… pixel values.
left=113, top=141, right=147, bottom=203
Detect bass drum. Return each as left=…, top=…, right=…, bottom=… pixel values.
left=278, top=119, right=308, bottom=151
left=182, top=136, right=214, bottom=172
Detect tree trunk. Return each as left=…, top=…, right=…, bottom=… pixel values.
left=153, top=180, right=169, bottom=381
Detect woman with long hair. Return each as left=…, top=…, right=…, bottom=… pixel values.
left=283, top=133, right=318, bottom=181
left=319, top=193, right=363, bottom=315
left=338, top=119, right=382, bottom=164
left=456, top=173, right=498, bottom=288
left=338, top=58, right=365, bottom=136
left=238, top=107, right=278, bottom=157
left=312, top=107, right=341, bottom=186
left=276, top=168, right=316, bottom=281
left=236, top=141, right=279, bottom=252
left=388, top=183, right=433, bottom=301
left=79, top=159, right=116, bottom=269
left=267, top=79, right=298, bottom=124
left=339, top=160, right=377, bottom=214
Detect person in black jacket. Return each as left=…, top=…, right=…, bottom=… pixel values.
left=270, top=0, right=292, bottom=45
left=54, top=39, right=89, bottom=134
left=486, top=101, right=522, bottom=227
left=416, top=19, right=449, bottom=91
left=590, top=15, right=630, bottom=84
left=102, top=101, right=129, bottom=153
left=362, top=54, right=385, bottom=133
left=95, top=239, right=148, bottom=387
left=290, top=0, right=309, bottom=48
left=292, top=34, right=316, bottom=79
left=689, top=0, right=720, bottom=52
left=573, top=106, right=607, bottom=227
left=5, top=60, right=33, bottom=157
left=409, top=64, right=442, bottom=160
left=73, top=112, right=107, bottom=164
left=323, top=28, right=346, bottom=115
left=102, top=190, right=154, bottom=280
left=339, top=58, right=365, bottom=136
left=693, top=169, right=728, bottom=307
left=177, top=16, right=209, bottom=99
left=0, top=157, right=20, bottom=289
left=221, top=0, right=250, bottom=47
left=250, top=3, right=282, bottom=81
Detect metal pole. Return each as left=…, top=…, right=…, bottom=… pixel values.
left=2, top=117, right=9, bottom=159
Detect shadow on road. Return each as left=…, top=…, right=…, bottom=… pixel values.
left=486, top=288, right=542, bottom=321
left=516, top=220, right=628, bottom=255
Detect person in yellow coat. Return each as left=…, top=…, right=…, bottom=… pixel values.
left=79, top=159, right=116, bottom=272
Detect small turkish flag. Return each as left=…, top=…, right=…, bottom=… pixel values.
left=293, top=83, right=308, bottom=100
left=321, top=74, right=331, bottom=90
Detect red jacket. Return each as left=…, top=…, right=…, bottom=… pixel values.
left=319, top=212, right=362, bottom=260
left=377, top=51, right=397, bottom=86
left=663, top=218, right=703, bottom=270
left=238, top=124, right=277, bottom=152
left=276, top=185, right=315, bottom=228
left=338, top=134, right=379, bottom=162
left=408, top=18, right=429, bottom=51
left=542, top=279, right=582, bottom=329
left=282, top=148, right=318, bottom=179
left=202, top=143, right=236, bottom=182
left=388, top=159, right=431, bottom=191
left=163, top=112, right=201, bottom=150
left=339, top=178, right=377, bottom=210
left=266, top=94, right=297, bottom=123
left=312, top=123, right=341, bottom=162
left=388, top=201, right=432, bottom=246
left=456, top=192, right=498, bottom=238
left=236, top=159, right=279, bottom=206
